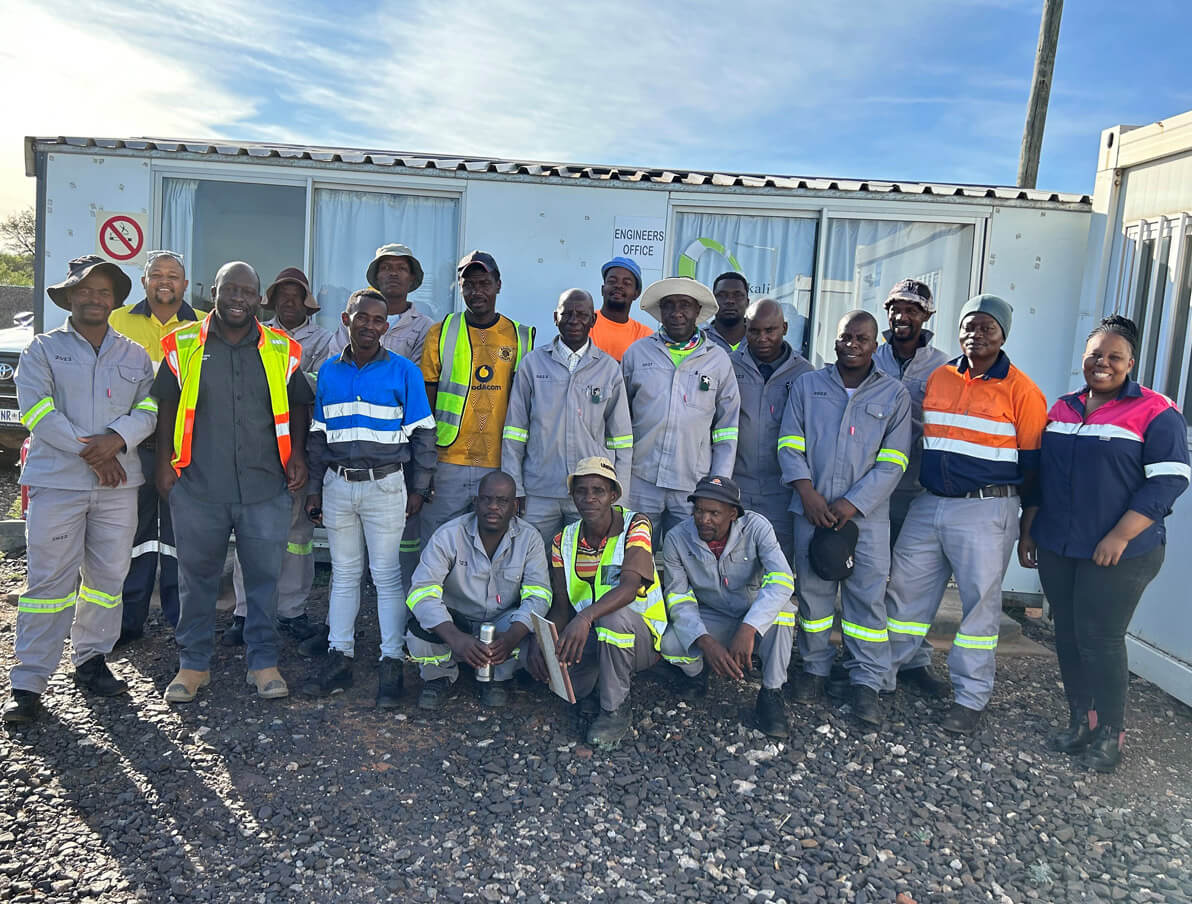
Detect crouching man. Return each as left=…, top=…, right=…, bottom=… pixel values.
left=405, top=471, right=551, bottom=709
left=659, top=476, right=796, bottom=738
left=527, top=457, right=666, bottom=748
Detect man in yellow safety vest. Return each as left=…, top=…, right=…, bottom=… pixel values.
left=152, top=261, right=314, bottom=705
left=419, top=251, right=534, bottom=543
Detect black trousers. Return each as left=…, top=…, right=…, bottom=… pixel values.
left=121, top=444, right=179, bottom=631
left=1037, top=543, right=1164, bottom=727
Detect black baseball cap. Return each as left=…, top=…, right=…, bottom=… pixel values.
left=688, top=475, right=745, bottom=515
left=809, top=520, right=859, bottom=582
left=457, top=250, right=500, bottom=278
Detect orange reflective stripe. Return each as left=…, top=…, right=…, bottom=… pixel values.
left=170, top=315, right=299, bottom=473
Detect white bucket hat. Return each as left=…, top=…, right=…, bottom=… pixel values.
left=639, top=277, right=718, bottom=325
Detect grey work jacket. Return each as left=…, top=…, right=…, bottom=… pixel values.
left=622, top=332, right=740, bottom=490
left=731, top=343, right=813, bottom=500
left=501, top=337, right=633, bottom=498
left=266, top=317, right=337, bottom=377
left=16, top=321, right=156, bottom=490
left=662, top=513, right=794, bottom=650
left=704, top=323, right=743, bottom=354
left=407, top=514, right=552, bottom=632
left=333, top=304, right=434, bottom=365
left=873, top=330, right=950, bottom=498
left=778, top=364, right=911, bottom=520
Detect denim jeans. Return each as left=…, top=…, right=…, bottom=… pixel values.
left=322, top=469, right=407, bottom=659
left=171, top=479, right=290, bottom=672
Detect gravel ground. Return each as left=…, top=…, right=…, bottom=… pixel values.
left=1, top=463, right=1191, bottom=903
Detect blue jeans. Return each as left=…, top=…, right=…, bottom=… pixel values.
left=322, top=469, right=408, bottom=659
left=170, top=478, right=290, bottom=672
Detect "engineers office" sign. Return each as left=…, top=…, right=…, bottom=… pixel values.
left=611, top=217, right=666, bottom=262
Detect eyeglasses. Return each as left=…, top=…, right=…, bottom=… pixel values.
left=144, top=250, right=185, bottom=271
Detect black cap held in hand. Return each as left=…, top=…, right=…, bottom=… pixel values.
left=809, top=520, right=859, bottom=582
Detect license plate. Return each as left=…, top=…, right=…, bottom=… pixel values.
left=0, top=409, right=22, bottom=425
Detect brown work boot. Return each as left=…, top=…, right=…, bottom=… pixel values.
left=246, top=667, right=289, bottom=699
left=163, top=669, right=210, bottom=703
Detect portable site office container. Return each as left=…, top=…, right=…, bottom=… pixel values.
left=1076, top=109, right=1192, bottom=706
left=23, top=135, right=1093, bottom=599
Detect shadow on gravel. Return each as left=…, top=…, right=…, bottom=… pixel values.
left=27, top=700, right=283, bottom=900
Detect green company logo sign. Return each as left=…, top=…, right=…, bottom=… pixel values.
left=676, top=237, right=743, bottom=278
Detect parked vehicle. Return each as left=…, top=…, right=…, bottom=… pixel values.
left=0, top=312, right=34, bottom=465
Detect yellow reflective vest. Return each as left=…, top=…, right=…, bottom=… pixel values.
left=161, top=313, right=301, bottom=474
left=559, top=507, right=668, bottom=651
left=434, top=312, right=534, bottom=448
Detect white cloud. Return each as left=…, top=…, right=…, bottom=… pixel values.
left=0, top=3, right=261, bottom=218
left=1, top=0, right=1092, bottom=220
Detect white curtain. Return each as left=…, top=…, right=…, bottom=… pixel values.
left=312, top=189, right=460, bottom=331
left=160, top=178, right=198, bottom=303
left=672, top=212, right=818, bottom=351
left=814, top=220, right=975, bottom=367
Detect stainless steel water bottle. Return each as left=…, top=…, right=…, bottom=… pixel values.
left=476, top=622, right=495, bottom=682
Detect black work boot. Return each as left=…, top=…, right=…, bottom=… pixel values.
left=940, top=702, right=982, bottom=735
left=898, top=665, right=950, bottom=699
left=375, top=658, right=404, bottom=709
left=417, top=677, right=455, bottom=711
left=301, top=649, right=353, bottom=697
left=826, top=662, right=851, bottom=701
left=278, top=613, right=321, bottom=642
left=113, top=628, right=144, bottom=649
left=297, top=623, right=331, bottom=658
left=74, top=656, right=129, bottom=697
left=1081, top=724, right=1123, bottom=773
left=577, top=689, right=601, bottom=718
left=677, top=667, right=708, bottom=701
left=755, top=687, right=789, bottom=739
left=851, top=685, right=882, bottom=727
left=2, top=690, right=42, bottom=724
left=1049, top=707, right=1093, bottom=754
left=221, top=615, right=246, bottom=647
left=587, top=702, right=631, bottom=748
left=792, top=671, right=826, bottom=704
left=478, top=681, right=509, bottom=708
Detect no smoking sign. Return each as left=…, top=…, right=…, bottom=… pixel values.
left=96, top=211, right=147, bottom=265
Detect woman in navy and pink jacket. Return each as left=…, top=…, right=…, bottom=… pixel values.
left=1019, top=316, right=1189, bottom=773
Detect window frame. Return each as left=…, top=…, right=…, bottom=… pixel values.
left=151, top=161, right=466, bottom=310
left=666, top=197, right=988, bottom=358
left=1109, top=213, right=1192, bottom=439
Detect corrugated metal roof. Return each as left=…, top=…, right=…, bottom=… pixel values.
left=25, top=136, right=1092, bottom=206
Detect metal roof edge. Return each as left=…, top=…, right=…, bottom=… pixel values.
left=24, top=136, right=1093, bottom=208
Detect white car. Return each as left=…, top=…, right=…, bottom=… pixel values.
left=0, top=312, right=34, bottom=462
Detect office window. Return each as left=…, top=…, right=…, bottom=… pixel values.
left=312, top=188, right=460, bottom=331
left=671, top=212, right=817, bottom=352
left=160, top=178, right=306, bottom=307
left=813, top=219, right=975, bottom=367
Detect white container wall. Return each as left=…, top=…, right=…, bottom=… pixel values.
left=1075, top=111, right=1192, bottom=706
left=26, top=136, right=1094, bottom=599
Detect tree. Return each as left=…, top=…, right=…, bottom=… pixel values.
left=0, top=207, right=35, bottom=258
left=0, top=252, right=33, bottom=286
left=0, top=207, right=34, bottom=286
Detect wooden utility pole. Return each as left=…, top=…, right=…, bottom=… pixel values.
left=1017, top=0, right=1064, bottom=189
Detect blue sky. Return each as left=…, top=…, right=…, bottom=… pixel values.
left=2, top=0, right=1190, bottom=219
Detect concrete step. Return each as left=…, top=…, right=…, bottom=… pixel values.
left=927, top=587, right=1022, bottom=642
